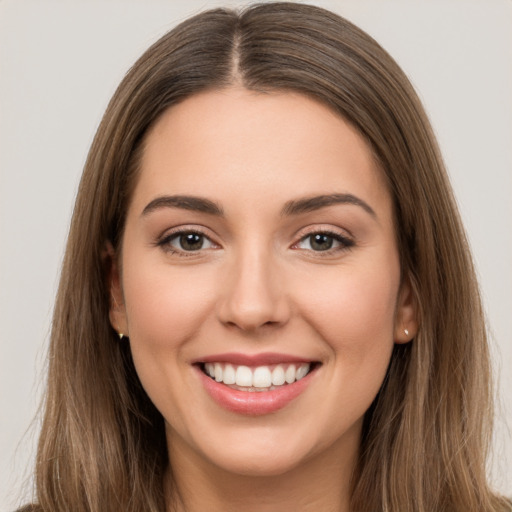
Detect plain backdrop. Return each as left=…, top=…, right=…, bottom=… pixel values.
left=1, top=0, right=511, bottom=509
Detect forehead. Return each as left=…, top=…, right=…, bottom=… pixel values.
left=131, top=87, right=391, bottom=220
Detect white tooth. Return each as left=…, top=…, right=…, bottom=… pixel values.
left=285, top=364, right=296, bottom=384
left=296, top=364, right=310, bottom=380
left=205, top=363, right=215, bottom=378
left=223, top=364, right=236, bottom=385
left=214, top=363, right=223, bottom=382
left=253, top=366, right=272, bottom=388
left=271, top=365, right=285, bottom=386
left=235, top=365, right=253, bottom=387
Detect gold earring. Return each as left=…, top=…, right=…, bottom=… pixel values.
left=111, top=291, right=125, bottom=340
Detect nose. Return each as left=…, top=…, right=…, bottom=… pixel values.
left=216, top=247, right=290, bottom=332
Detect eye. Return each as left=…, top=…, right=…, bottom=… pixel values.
left=158, top=230, right=217, bottom=254
left=294, top=231, right=354, bottom=252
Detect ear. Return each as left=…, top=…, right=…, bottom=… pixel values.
left=103, top=241, right=129, bottom=338
left=394, top=276, right=418, bottom=344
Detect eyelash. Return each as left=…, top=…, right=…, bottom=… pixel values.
left=156, top=228, right=354, bottom=257
left=156, top=227, right=217, bottom=257
left=292, top=229, right=355, bottom=255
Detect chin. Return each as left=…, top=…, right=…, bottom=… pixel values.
left=188, top=420, right=344, bottom=479
left=208, top=446, right=311, bottom=478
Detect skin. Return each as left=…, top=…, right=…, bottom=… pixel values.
left=110, top=87, right=417, bottom=511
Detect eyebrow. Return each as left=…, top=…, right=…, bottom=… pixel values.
left=281, top=193, right=376, bottom=218
left=141, top=192, right=376, bottom=219
left=141, top=195, right=224, bottom=217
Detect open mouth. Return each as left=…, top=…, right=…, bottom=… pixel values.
left=200, top=362, right=319, bottom=392
left=195, top=357, right=321, bottom=414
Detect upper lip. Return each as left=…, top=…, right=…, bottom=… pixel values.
left=193, top=352, right=316, bottom=366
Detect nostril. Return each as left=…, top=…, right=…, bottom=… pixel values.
left=216, top=266, right=291, bottom=330
left=218, top=301, right=291, bottom=332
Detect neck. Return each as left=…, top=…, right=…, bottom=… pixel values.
left=164, top=427, right=359, bottom=512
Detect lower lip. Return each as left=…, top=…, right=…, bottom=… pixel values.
left=196, top=366, right=315, bottom=415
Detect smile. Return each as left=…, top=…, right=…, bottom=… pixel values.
left=195, top=354, right=320, bottom=415
left=202, top=362, right=311, bottom=390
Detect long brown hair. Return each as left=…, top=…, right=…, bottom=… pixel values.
left=27, top=3, right=510, bottom=511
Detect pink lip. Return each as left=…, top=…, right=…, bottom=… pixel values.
left=194, top=360, right=318, bottom=416
left=195, top=352, right=312, bottom=366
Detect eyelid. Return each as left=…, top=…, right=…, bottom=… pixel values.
left=154, top=224, right=354, bottom=256
left=290, top=225, right=355, bottom=253
left=155, top=225, right=221, bottom=255
left=292, top=224, right=353, bottom=243
left=295, top=222, right=354, bottom=240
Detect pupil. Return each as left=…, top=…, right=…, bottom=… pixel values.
left=311, top=234, right=333, bottom=251
left=180, top=233, right=203, bottom=251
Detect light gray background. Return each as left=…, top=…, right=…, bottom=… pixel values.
left=1, top=0, right=511, bottom=509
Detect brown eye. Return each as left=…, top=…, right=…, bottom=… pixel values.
left=295, top=231, right=354, bottom=253
left=309, top=233, right=334, bottom=251
left=162, top=231, right=216, bottom=253
left=178, top=233, right=205, bottom=251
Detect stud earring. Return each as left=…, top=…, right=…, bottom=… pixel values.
left=111, top=292, right=126, bottom=340
left=404, top=328, right=409, bottom=336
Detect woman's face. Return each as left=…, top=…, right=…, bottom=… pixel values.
left=111, top=88, right=415, bottom=477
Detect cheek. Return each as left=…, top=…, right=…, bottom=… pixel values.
left=123, top=260, right=215, bottom=343
left=120, top=258, right=221, bottom=427
left=296, top=263, right=399, bottom=438
left=120, top=255, right=219, bottom=405
left=296, top=257, right=399, bottom=393
left=300, top=263, right=398, bottom=340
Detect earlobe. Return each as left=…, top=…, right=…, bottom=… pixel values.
left=394, top=277, right=418, bottom=344
left=103, top=241, right=129, bottom=338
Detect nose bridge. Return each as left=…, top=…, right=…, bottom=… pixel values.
left=217, top=238, right=288, bottom=331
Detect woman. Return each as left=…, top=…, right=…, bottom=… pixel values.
left=19, top=3, right=510, bottom=511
